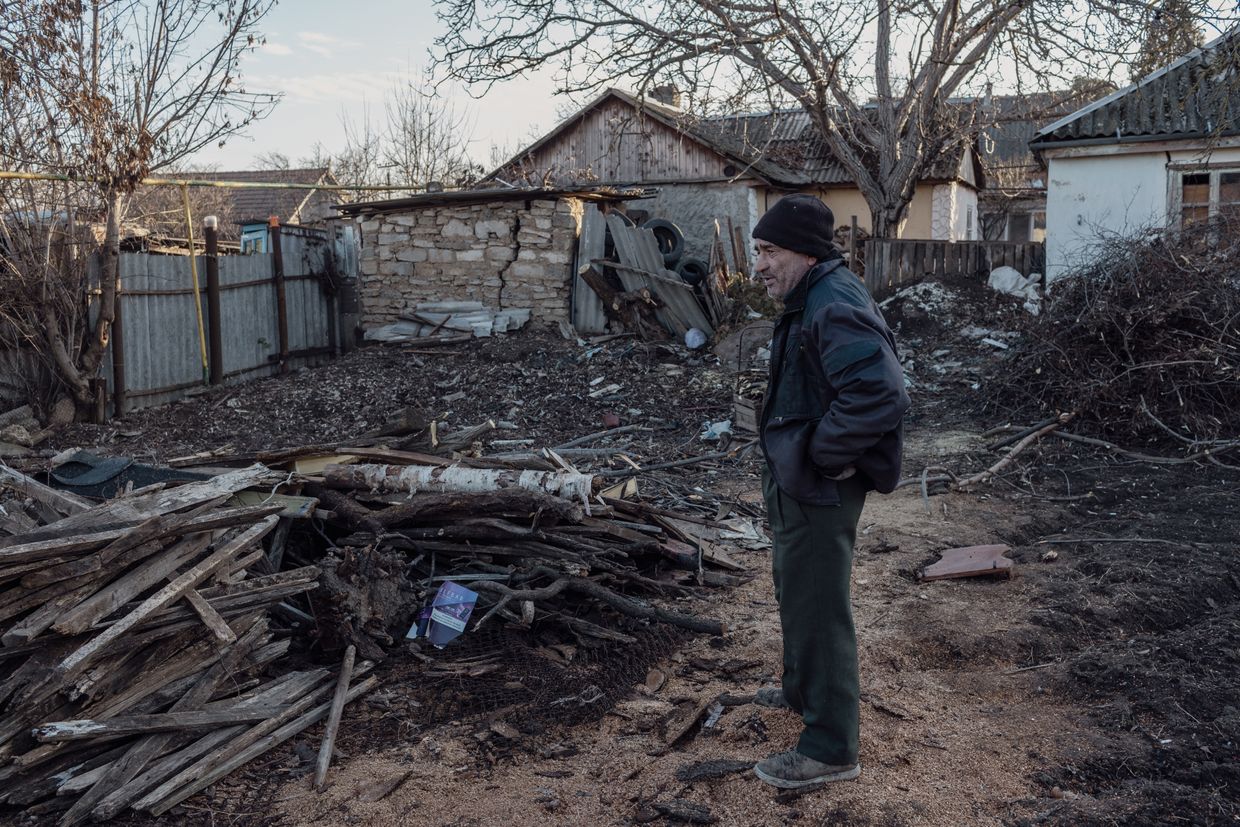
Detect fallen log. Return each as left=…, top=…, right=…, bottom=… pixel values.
left=324, top=463, right=593, bottom=505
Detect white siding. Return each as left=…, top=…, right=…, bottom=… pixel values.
left=1044, top=152, right=1167, bottom=279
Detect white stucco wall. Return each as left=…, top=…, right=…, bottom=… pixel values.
left=1043, top=142, right=1240, bottom=279
left=930, top=183, right=979, bottom=241
left=1044, top=152, right=1168, bottom=279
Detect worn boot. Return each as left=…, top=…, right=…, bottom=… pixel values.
left=753, top=687, right=793, bottom=710
left=753, top=750, right=860, bottom=789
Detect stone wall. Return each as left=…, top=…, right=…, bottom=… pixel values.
left=357, top=197, right=583, bottom=327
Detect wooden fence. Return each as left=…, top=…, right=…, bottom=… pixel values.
left=862, top=240, right=1044, bottom=297
left=96, top=225, right=350, bottom=415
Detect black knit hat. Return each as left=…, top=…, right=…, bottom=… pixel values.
left=751, top=194, right=836, bottom=260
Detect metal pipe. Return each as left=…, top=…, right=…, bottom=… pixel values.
left=111, top=268, right=126, bottom=417
left=0, top=169, right=410, bottom=191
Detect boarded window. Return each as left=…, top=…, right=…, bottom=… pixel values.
left=1181, top=172, right=1210, bottom=226
left=1176, top=169, right=1240, bottom=228
left=1219, top=172, right=1240, bottom=222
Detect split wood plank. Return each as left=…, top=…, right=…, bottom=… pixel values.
left=32, top=707, right=289, bottom=743
left=227, top=491, right=318, bottom=519
left=51, top=534, right=213, bottom=636
left=87, top=670, right=327, bottom=809
left=1, top=581, right=99, bottom=647
left=181, top=589, right=236, bottom=645
left=48, top=464, right=274, bottom=535
left=59, top=618, right=270, bottom=825
left=0, top=465, right=91, bottom=517
left=55, top=517, right=277, bottom=679
left=26, top=503, right=282, bottom=591
left=138, top=668, right=376, bottom=815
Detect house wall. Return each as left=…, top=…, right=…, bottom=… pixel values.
left=357, top=198, right=582, bottom=327
left=754, top=184, right=968, bottom=242
left=503, top=97, right=729, bottom=184
left=636, top=182, right=760, bottom=266
left=1044, top=142, right=1240, bottom=278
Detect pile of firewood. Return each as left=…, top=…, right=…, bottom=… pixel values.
left=0, top=465, right=363, bottom=824
left=0, top=424, right=749, bottom=822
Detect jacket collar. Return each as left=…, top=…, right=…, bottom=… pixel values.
left=780, top=255, right=845, bottom=315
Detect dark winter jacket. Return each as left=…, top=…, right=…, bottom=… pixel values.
left=760, top=259, right=909, bottom=504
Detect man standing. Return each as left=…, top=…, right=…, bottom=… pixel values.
left=750, top=194, right=909, bottom=789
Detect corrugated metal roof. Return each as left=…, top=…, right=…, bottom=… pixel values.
left=486, top=88, right=979, bottom=189
left=337, top=186, right=657, bottom=217
left=692, top=109, right=972, bottom=186
left=1032, top=28, right=1240, bottom=148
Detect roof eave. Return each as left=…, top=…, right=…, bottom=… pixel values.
left=1031, top=127, right=1240, bottom=153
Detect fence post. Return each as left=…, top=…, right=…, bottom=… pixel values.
left=269, top=216, right=290, bottom=375
left=324, top=220, right=340, bottom=358
left=849, top=215, right=859, bottom=274
left=111, top=265, right=126, bottom=417
left=204, top=216, right=224, bottom=385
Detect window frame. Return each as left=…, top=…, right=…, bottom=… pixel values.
left=1169, top=163, right=1240, bottom=229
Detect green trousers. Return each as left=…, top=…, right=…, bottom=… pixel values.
left=762, top=469, right=868, bottom=766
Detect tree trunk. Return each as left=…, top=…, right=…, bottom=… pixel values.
left=870, top=201, right=909, bottom=241
left=63, top=187, right=123, bottom=413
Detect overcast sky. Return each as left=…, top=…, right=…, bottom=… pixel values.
left=191, top=1, right=565, bottom=172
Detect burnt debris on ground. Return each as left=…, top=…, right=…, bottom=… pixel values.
left=2, top=235, right=1238, bottom=825
left=0, top=332, right=770, bottom=824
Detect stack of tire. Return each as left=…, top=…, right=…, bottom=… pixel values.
left=605, top=214, right=708, bottom=287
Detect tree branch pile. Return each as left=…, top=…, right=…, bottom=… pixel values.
left=0, top=464, right=364, bottom=824
left=306, top=455, right=738, bottom=662
left=983, top=226, right=1240, bottom=454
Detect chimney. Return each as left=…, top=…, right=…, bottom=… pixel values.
left=650, top=84, right=681, bottom=108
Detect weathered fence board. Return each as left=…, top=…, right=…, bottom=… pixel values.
left=95, top=228, right=344, bottom=414
left=863, top=240, right=1044, bottom=297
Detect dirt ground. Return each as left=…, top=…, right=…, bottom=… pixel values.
left=29, top=317, right=1240, bottom=827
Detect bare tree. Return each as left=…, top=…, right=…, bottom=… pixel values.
left=383, top=75, right=480, bottom=190
left=0, top=0, right=277, bottom=414
left=433, top=0, right=1234, bottom=238
left=1131, top=0, right=1207, bottom=79
left=332, top=102, right=385, bottom=202
left=319, top=76, right=482, bottom=198
left=253, top=150, right=292, bottom=170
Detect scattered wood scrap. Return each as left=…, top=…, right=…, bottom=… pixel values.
left=0, top=417, right=757, bottom=821
left=0, top=465, right=367, bottom=824
left=920, top=544, right=1014, bottom=581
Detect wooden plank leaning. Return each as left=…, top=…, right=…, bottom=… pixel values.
left=313, top=644, right=356, bottom=790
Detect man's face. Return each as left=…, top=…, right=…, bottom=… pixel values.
left=753, top=239, right=816, bottom=300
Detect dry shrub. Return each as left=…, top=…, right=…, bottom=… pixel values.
left=986, top=223, right=1240, bottom=445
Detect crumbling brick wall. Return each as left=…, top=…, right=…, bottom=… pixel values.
left=357, top=197, right=583, bottom=327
